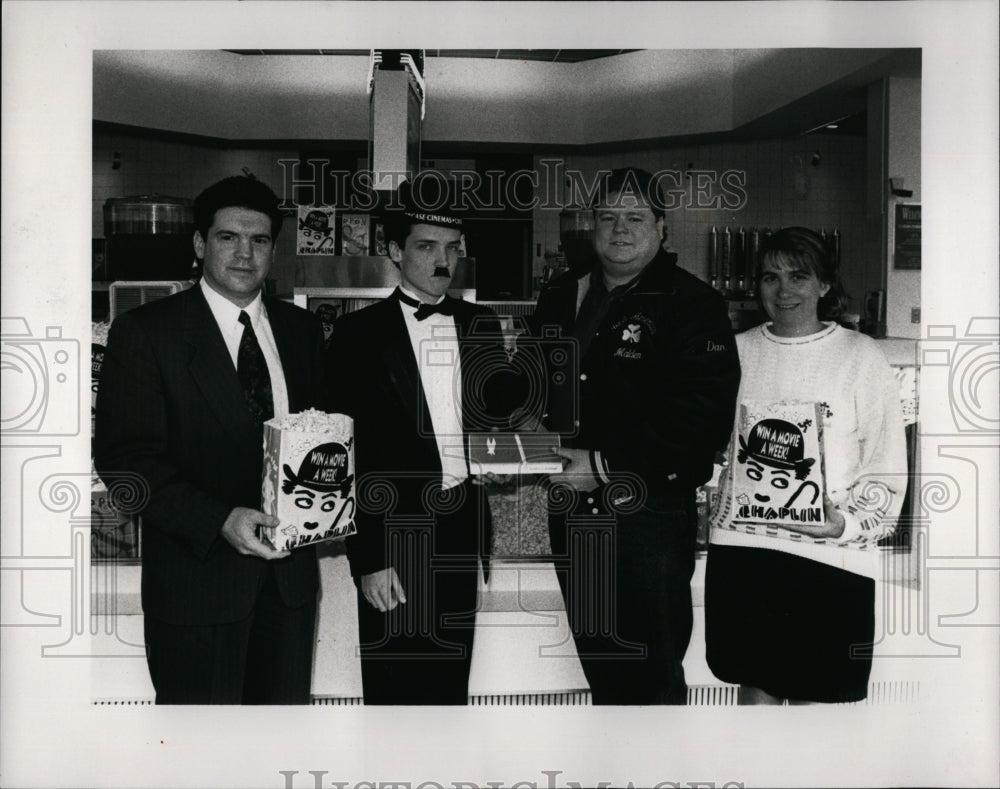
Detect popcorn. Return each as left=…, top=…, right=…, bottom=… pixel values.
left=92, top=321, right=111, bottom=346
left=91, top=322, right=111, bottom=425
left=259, top=409, right=357, bottom=550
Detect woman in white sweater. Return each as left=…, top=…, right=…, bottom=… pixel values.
left=705, top=226, right=907, bottom=704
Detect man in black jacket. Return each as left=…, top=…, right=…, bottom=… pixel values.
left=328, top=200, right=514, bottom=704
left=95, top=176, right=325, bottom=704
left=531, top=167, right=741, bottom=704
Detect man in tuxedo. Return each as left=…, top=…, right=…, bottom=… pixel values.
left=328, top=201, right=514, bottom=704
left=95, top=176, right=325, bottom=704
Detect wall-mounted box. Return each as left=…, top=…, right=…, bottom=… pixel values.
left=369, top=68, right=421, bottom=191
left=893, top=203, right=921, bottom=270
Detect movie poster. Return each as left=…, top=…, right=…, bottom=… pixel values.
left=339, top=213, right=370, bottom=256
left=296, top=205, right=336, bottom=255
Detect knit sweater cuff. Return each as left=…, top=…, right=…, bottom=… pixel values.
left=833, top=509, right=866, bottom=545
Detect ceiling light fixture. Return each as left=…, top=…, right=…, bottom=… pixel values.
left=800, top=114, right=851, bottom=136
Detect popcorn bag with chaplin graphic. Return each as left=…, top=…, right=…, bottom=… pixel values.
left=259, top=409, right=357, bottom=550
left=711, top=401, right=826, bottom=533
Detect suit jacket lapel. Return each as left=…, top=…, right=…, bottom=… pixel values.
left=377, top=299, right=425, bottom=418
left=182, top=287, right=259, bottom=448
left=455, top=305, right=475, bottom=435
left=455, top=302, right=505, bottom=440
left=377, top=298, right=450, bottom=469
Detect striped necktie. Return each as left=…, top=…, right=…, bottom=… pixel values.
left=237, top=310, right=274, bottom=425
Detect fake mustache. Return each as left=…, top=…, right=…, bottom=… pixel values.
left=432, top=266, right=451, bottom=278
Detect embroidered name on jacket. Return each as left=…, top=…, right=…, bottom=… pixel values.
left=611, top=312, right=656, bottom=360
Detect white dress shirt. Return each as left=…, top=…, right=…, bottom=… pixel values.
left=397, top=285, right=468, bottom=489
left=199, top=279, right=290, bottom=419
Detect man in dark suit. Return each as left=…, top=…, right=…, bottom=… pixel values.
left=328, top=201, right=514, bottom=704
left=95, top=176, right=325, bottom=704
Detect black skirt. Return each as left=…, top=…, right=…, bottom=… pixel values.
left=705, top=543, right=876, bottom=703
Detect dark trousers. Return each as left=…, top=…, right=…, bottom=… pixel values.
left=143, top=569, right=317, bottom=705
left=355, top=483, right=485, bottom=705
left=549, top=486, right=697, bottom=705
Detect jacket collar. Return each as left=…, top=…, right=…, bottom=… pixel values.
left=179, top=285, right=264, bottom=449
left=375, top=295, right=484, bottom=448
left=547, top=248, right=679, bottom=300
left=600, top=248, right=678, bottom=296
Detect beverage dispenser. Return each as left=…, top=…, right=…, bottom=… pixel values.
left=104, top=195, right=195, bottom=280
left=559, top=207, right=595, bottom=273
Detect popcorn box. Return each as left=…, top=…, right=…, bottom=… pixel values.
left=91, top=322, right=110, bottom=426
left=259, top=409, right=357, bottom=550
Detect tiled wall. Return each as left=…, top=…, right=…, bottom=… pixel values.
left=531, top=134, right=868, bottom=313
left=94, top=128, right=868, bottom=309
left=93, top=129, right=301, bottom=291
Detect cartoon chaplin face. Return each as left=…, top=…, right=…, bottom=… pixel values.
left=298, top=210, right=334, bottom=252
left=737, top=418, right=819, bottom=507
left=282, top=442, right=355, bottom=531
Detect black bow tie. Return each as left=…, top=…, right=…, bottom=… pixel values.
left=393, top=288, right=457, bottom=321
